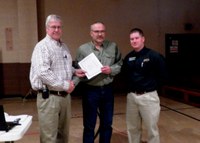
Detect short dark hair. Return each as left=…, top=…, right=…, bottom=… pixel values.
left=90, top=21, right=105, bottom=31
left=130, top=28, right=144, bottom=36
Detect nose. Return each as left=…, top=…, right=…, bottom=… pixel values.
left=98, top=33, right=103, bottom=36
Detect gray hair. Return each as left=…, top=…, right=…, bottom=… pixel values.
left=45, top=14, right=62, bottom=28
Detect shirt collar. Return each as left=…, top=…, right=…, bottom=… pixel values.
left=46, top=34, right=62, bottom=47
left=90, top=41, right=105, bottom=50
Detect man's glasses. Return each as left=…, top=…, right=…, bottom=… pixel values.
left=92, top=30, right=105, bottom=34
left=48, top=26, right=62, bottom=30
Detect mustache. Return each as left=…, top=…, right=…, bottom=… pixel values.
left=97, top=36, right=104, bottom=38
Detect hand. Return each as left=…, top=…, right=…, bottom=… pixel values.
left=67, top=80, right=75, bottom=94
left=75, top=69, right=86, bottom=77
left=101, top=66, right=111, bottom=74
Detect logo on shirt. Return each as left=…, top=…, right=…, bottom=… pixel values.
left=143, top=58, right=150, bottom=62
left=141, top=58, right=150, bottom=67
left=129, top=57, right=136, bottom=61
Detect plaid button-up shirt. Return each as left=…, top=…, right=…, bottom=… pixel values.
left=30, top=34, right=74, bottom=91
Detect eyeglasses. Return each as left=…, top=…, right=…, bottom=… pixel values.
left=48, top=26, right=62, bottom=30
left=92, top=30, right=105, bottom=34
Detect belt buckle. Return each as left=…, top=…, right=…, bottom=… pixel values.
left=58, top=91, right=61, bottom=96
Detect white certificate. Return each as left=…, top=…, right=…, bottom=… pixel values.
left=78, top=53, right=103, bottom=79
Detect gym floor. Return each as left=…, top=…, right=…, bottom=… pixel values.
left=0, top=94, right=200, bottom=143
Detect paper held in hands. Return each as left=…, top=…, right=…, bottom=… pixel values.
left=78, top=53, right=103, bottom=79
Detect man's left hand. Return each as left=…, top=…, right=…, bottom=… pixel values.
left=101, top=66, right=111, bottom=74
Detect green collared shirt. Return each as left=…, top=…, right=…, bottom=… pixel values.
left=74, top=40, right=122, bottom=86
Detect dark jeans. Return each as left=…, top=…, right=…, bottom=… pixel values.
left=82, top=84, right=114, bottom=143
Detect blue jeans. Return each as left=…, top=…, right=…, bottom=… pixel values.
left=82, top=84, right=114, bottom=143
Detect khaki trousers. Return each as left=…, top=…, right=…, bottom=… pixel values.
left=37, top=93, right=71, bottom=143
left=126, top=91, right=160, bottom=143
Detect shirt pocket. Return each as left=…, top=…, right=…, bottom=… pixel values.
left=101, top=53, right=115, bottom=66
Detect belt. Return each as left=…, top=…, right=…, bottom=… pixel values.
left=134, top=91, right=147, bottom=95
left=85, top=83, right=112, bottom=89
left=132, top=90, right=155, bottom=95
left=49, top=91, right=68, bottom=97
left=38, top=90, right=68, bottom=97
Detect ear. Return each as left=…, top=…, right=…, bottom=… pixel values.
left=90, top=31, right=93, bottom=37
left=46, top=27, right=49, bottom=33
left=142, top=37, right=145, bottom=43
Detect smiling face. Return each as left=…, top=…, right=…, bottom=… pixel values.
left=130, top=31, right=145, bottom=52
left=90, top=22, right=106, bottom=46
left=46, top=18, right=62, bottom=41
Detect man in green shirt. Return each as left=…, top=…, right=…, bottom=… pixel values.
left=75, top=22, right=122, bottom=143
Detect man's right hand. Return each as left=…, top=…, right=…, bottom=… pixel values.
left=75, top=69, right=86, bottom=77
left=67, top=80, right=75, bottom=94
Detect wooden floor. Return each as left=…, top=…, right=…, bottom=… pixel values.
left=0, top=94, right=200, bottom=143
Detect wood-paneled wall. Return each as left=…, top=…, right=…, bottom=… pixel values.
left=0, top=63, right=31, bottom=98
